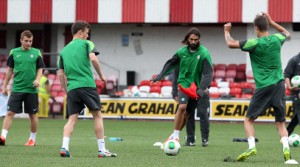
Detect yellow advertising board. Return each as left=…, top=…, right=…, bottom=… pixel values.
left=211, top=100, right=294, bottom=122
left=78, top=98, right=294, bottom=122
left=79, top=98, right=178, bottom=119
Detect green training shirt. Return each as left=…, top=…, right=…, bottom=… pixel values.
left=7, top=47, right=45, bottom=93
left=58, top=38, right=99, bottom=92
left=240, top=33, right=286, bottom=88
left=155, top=45, right=213, bottom=88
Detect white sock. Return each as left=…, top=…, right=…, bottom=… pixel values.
left=1, top=129, right=8, bottom=138
left=97, top=138, right=106, bottom=152
left=171, top=130, right=180, bottom=140
left=62, top=137, right=70, bottom=151
left=248, top=136, right=255, bottom=149
left=29, top=132, right=37, bottom=141
left=281, top=137, right=289, bottom=150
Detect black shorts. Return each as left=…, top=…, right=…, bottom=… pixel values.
left=7, top=92, right=38, bottom=114
left=247, top=80, right=286, bottom=122
left=67, top=87, right=101, bottom=116
left=178, top=90, right=199, bottom=114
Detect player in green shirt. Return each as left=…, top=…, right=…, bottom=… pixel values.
left=57, top=20, right=116, bottom=158
left=152, top=27, right=213, bottom=145
left=0, top=30, right=45, bottom=147
left=224, top=12, right=295, bottom=164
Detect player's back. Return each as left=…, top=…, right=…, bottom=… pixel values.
left=60, top=39, right=96, bottom=91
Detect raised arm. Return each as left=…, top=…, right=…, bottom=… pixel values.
left=262, top=12, right=290, bottom=39
left=224, top=23, right=240, bottom=49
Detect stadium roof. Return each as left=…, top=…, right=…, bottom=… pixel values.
left=0, top=0, right=299, bottom=24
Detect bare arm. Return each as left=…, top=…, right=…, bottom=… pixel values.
left=2, top=67, right=13, bottom=95
left=57, top=69, right=68, bottom=92
left=33, top=68, right=43, bottom=87
left=224, top=23, right=240, bottom=48
left=262, top=12, right=290, bottom=39
left=90, top=53, right=106, bottom=85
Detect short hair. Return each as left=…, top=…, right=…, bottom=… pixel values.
left=253, top=14, right=269, bottom=32
left=181, top=27, right=201, bottom=45
left=71, top=20, right=91, bottom=35
left=20, top=30, right=33, bottom=39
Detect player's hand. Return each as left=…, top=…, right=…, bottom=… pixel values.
left=2, top=86, right=8, bottom=96
left=224, top=23, right=232, bottom=32
left=100, top=75, right=107, bottom=86
left=33, top=80, right=39, bottom=87
left=261, top=12, right=274, bottom=24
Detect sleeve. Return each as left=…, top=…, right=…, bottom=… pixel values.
left=87, top=40, right=99, bottom=56
left=36, top=51, right=45, bottom=69
left=197, top=59, right=213, bottom=97
left=171, top=66, right=179, bottom=99
left=273, top=33, right=287, bottom=45
left=57, top=55, right=64, bottom=69
left=284, top=57, right=295, bottom=79
left=239, top=39, right=258, bottom=52
left=7, top=53, right=14, bottom=68
left=153, top=54, right=180, bottom=82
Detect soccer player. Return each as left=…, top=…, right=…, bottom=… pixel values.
left=284, top=53, right=300, bottom=136
left=171, top=66, right=211, bottom=147
left=0, top=30, right=45, bottom=146
left=152, top=27, right=213, bottom=144
left=224, top=12, right=293, bottom=163
left=58, top=20, right=116, bottom=158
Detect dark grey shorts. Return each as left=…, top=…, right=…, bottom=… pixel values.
left=67, top=87, right=101, bottom=116
left=7, top=92, right=38, bottom=114
left=247, top=80, right=286, bottom=122
left=178, top=90, right=209, bottom=114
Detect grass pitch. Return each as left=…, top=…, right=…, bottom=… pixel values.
left=0, top=118, right=299, bottom=167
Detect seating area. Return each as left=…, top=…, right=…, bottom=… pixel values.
left=123, top=63, right=290, bottom=99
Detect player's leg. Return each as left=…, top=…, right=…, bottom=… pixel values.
left=272, top=81, right=294, bottom=162
left=82, top=88, right=116, bottom=158
left=0, top=92, right=23, bottom=146
left=287, top=99, right=300, bottom=136
left=185, top=105, right=195, bottom=146
left=197, top=95, right=210, bottom=147
left=184, top=98, right=198, bottom=146
left=60, top=89, right=82, bottom=157
left=24, top=93, right=39, bottom=146
left=170, top=90, right=190, bottom=141
left=237, top=86, right=272, bottom=161
left=60, top=114, right=78, bottom=157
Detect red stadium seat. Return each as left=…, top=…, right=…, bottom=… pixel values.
left=210, top=92, right=220, bottom=98
left=48, top=74, right=56, bottom=80
left=214, top=64, right=227, bottom=71
left=214, top=70, right=226, bottom=81
left=227, top=64, right=237, bottom=70
left=139, top=80, right=151, bottom=86
left=236, top=71, right=246, bottom=82
left=230, top=87, right=242, bottom=97
left=237, top=64, right=246, bottom=72
left=51, top=85, right=62, bottom=91
left=151, top=81, right=162, bottom=87
left=229, top=82, right=241, bottom=88
left=161, top=80, right=172, bottom=87
left=225, top=70, right=237, bottom=82
left=210, top=80, right=217, bottom=87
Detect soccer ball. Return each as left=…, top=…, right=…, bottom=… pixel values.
left=291, top=75, right=300, bottom=88
left=288, top=134, right=300, bottom=147
left=163, top=139, right=181, bottom=156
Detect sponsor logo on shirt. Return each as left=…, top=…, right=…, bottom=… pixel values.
left=197, top=55, right=201, bottom=59
left=30, top=54, right=34, bottom=58
left=16, top=55, right=21, bottom=58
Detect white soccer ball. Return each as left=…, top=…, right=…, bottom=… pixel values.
left=163, top=139, right=181, bottom=156
left=291, top=75, right=300, bottom=88
left=288, top=134, right=300, bottom=147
